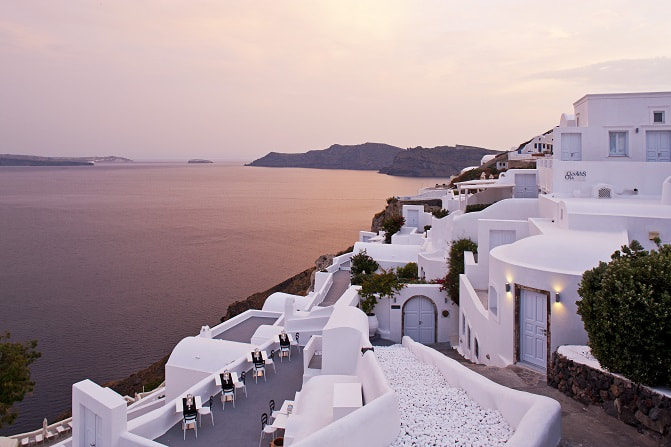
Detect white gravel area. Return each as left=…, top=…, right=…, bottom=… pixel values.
left=375, top=345, right=513, bottom=447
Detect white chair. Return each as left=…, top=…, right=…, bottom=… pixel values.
left=235, top=371, right=248, bottom=398
left=198, top=396, right=214, bottom=427
left=183, top=412, right=198, bottom=439
left=259, top=413, right=277, bottom=447
left=266, top=350, right=277, bottom=373
left=279, top=344, right=291, bottom=362
left=269, top=399, right=280, bottom=422
left=253, top=361, right=266, bottom=383
left=221, top=386, right=235, bottom=409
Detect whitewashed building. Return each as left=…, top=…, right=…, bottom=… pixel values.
left=455, top=92, right=671, bottom=372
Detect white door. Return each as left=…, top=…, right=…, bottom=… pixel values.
left=84, top=407, right=102, bottom=447
left=513, top=173, right=538, bottom=198
left=403, top=296, right=435, bottom=344
left=646, top=131, right=671, bottom=162
left=561, top=133, right=582, bottom=161
left=520, top=289, right=547, bottom=370
left=406, top=209, right=419, bottom=229
left=489, top=229, right=516, bottom=251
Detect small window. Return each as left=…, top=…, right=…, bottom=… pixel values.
left=461, top=313, right=465, bottom=335
left=489, top=286, right=498, bottom=316
left=654, top=111, right=665, bottom=123
left=467, top=326, right=471, bottom=350
left=475, top=338, right=479, bottom=359
left=534, top=143, right=537, bottom=149
left=609, top=131, right=628, bottom=156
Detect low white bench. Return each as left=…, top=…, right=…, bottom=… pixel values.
left=332, top=382, right=362, bottom=421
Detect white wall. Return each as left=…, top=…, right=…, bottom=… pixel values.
left=372, top=284, right=458, bottom=345
left=402, top=338, right=562, bottom=447
left=71, top=380, right=127, bottom=447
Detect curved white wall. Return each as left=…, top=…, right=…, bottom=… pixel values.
left=402, top=337, right=561, bottom=447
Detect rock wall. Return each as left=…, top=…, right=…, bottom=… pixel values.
left=548, top=351, right=671, bottom=443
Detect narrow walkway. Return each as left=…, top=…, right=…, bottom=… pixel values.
left=155, top=347, right=304, bottom=447
left=426, top=343, right=664, bottom=447
left=318, top=270, right=350, bottom=307
left=214, top=317, right=279, bottom=342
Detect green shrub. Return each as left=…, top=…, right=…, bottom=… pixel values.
left=432, top=209, right=449, bottom=218
left=396, top=262, right=418, bottom=282
left=350, top=249, right=379, bottom=286
left=443, top=238, right=478, bottom=305
left=359, top=269, right=405, bottom=314
left=465, top=203, right=492, bottom=213
left=577, top=241, right=671, bottom=386
left=381, top=215, right=405, bottom=243
left=424, top=225, right=432, bottom=232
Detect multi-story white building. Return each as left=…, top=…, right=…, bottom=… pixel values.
left=381, top=92, right=671, bottom=373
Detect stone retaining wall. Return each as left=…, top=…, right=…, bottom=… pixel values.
left=548, top=351, right=671, bottom=443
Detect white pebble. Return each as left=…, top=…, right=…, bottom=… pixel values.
left=375, top=345, right=513, bottom=447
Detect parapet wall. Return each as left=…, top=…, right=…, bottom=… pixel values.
left=402, top=337, right=561, bottom=447
left=548, top=351, right=671, bottom=442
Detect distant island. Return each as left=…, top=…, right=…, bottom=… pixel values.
left=246, top=142, right=500, bottom=177
left=188, top=159, right=214, bottom=164
left=0, top=154, right=133, bottom=166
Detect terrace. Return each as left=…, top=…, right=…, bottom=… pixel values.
left=156, top=345, right=304, bottom=447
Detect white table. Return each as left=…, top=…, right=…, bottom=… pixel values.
left=246, top=350, right=268, bottom=363
left=214, top=371, right=239, bottom=387
left=332, top=382, right=362, bottom=420
left=270, top=413, right=289, bottom=430
left=175, top=395, right=202, bottom=413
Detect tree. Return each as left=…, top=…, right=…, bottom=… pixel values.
left=359, top=269, right=406, bottom=315
left=577, top=241, right=671, bottom=386
left=381, top=215, right=405, bottom=244
left=350, top=250, right=379, bottom=286
left=443, top=238, right=478, bottom=305
left=0, top=332, right=41, bottom=427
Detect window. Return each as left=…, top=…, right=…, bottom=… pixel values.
left=489, top=286, right=498, bottom=316
left=654, top=111, right=665, bottom=124
left=609, top=131, right=628, bottom=156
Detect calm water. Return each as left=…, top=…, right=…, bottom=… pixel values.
left=0, top=163, right=441, bottom=433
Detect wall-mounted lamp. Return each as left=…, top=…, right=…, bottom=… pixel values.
left=505, top=282, right=511, bottom=293
left=555, top=292, right=561, bottom=303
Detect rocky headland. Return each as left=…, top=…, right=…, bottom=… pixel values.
left=247, top=142, right=500, bottom=177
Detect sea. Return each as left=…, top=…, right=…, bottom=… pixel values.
left=0, top=162, right=443, bottom=434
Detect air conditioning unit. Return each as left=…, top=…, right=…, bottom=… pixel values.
left=593, top=183, right=614, bottom=199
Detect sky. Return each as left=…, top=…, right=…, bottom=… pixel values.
left=1, top=1, right=671, bottom=162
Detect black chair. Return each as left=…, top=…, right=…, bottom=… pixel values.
left=259, top=412, right=277, bottom=447
left=198, top=395, right=214, bottom=427
left=235, top=370, right=247, bottom=398
left=269, top=399, right=279, bottom=422
left=296, top=332, right=302, bottom=353
left=266, top=349, right=277, bottom=373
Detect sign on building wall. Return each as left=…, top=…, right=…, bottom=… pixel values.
left=564, top=170, right=587, bottom=181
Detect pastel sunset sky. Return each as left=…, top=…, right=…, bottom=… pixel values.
left=2, top=1, right=670, bottom=161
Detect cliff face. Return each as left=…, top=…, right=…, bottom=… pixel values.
left=379, top=145, right=500, bottom=177
left=246, top=143, right=403, bottom=170
left=0, top=154, right=132, bottom=166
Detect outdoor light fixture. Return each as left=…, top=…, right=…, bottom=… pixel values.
left=555, top=292, right=561, bottom=303
left=505, top=282, right=511, bottom=293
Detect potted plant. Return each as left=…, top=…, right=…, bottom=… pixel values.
left=358, top=269, right=405, bottom=337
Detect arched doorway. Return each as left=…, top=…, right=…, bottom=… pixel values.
left=402, top=295, right=436, bottom=344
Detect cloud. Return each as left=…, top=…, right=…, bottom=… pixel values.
left=531, top=58, right=671, bottom=91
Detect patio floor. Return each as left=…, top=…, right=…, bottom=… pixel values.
left=155, top=346, right=304, bottom=447
left=214, top=317, right=279, bottom=342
